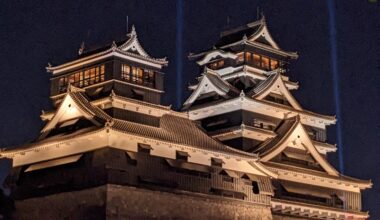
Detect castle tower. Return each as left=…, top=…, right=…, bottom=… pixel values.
left=184, top=16, right=372, bottom=219
left=1, top=26, right=277, bottom=219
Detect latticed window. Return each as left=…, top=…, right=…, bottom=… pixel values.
left=58, top=64, right=105, bottom=93
left=121, top=64, right=131, bottom=81
left=261, top=56, right=270, bottom=70
left=270, top=59, right=279, bottom=70
left=236, top=53, right=244, bottom=64
left=253, top=54, right=261, bottom=66
left=244, top=52, right=279, bottom=71
left=121, top=64, right=155, bottom=87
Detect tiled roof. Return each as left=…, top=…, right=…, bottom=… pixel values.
left=204, top=70, right=240, bottom=96
left=111, top=114, right=257, bottom=158
left=58, top=90, right=257, bottom=158
left=253, top=117, right=298, bottom=155
left=70, top=92, right=112, bottom=122
left=216, top=21, right=263, bottom=47
left=247, top=73, right=278, bottom=97
left=111, top=92, right=172, bottom=110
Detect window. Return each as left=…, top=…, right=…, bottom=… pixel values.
left=253, top=119, right=275, bottom=130
left=237, top=53, right=244, bottom=64
left=143, top=69, right=155, bottom=87
left=122, top=64, right=130, bottom=81
left=253, top=54, right=261, bottom=67
left=211, top=158, right=223, bottom=167
left=219, top=170, right=233, bottom=183
left=57, top=64, right=105, bottom=93
left=252, top=181, right=260, bottom=194
left=270, top=59, right=279, bottom=70
left=121, top=64, right=155, bottom=87
left=245, top=53, right=280, bottom=71
left=245, top=52, right=252, bottom=62
left=138, top=143, right=152, bottom=154
left=209, top=60, right=224, bottom=70
left=176, top=151, right=189, bottom=161
left=261, top=56, right=270, bottom=70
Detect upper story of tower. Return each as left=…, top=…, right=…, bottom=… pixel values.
left=188, top=16, right=298, bottom=83
left=47, top=26, right=168, bottom=106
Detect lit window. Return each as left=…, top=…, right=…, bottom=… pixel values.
left=210, top=62, right=218, bottom=69
left=218, top=60, right=224, bottom=68
left=100, top=65, right=105, bottom=81
left=95, top=67, right=99, bottom=82
left=209, top=60, right=224, bottom=70
left=57, top=64, right=105, bottom=93
left=262, top=56, right=270, bottom=70
left=245, top=52, right=252, bottom=62
left=270, top=59, right=279, bottom=70
left=121, top=64, right=131, bottom=81
left=253, top=54, right=261, bottom=67
left=237, top=53, right=244, bottom=64
left=137, top=68, right=143, bottom=84
left=121, top=63, right=155, bottom=87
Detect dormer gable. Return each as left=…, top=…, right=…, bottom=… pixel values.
left=118, top=25, right=150, bottom=57
left=183, top=68, right=239, bottom=109
left=256, top=116, right=339, bottom=176
left=40, top=85, right=111, bottom=139
left=248, top=73, right=302, bottom=110
left=247, top=16, right=280, bottom=49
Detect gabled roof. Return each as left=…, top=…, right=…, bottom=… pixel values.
left=217, top=16, right=281, bottom=50
left=183, top=68, right=239, bottom=109
left=247, top=72, right=302, bottom=110
left=255, top=116, right=339, bottom=176
left=46, top=25, right=168, bottom=75
left=39, top=85, right=111, bottom=139
left=117, top=25, right=150, bottom=57
left=110, top=114, right=257, bottom=158
left=216, top=17, right=268, bottom=47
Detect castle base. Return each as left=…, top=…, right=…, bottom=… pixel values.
left=14, top=184, right=273, bottom=220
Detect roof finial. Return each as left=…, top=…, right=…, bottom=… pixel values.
left=241, top=123, right=246, bottom=130
left=111, top=41, right=117, bottom=51
left=105, top=119, right=115, bottom=127
left=240, top=90, right=245, bottom=97
left=110, top=89, right=116, bottom=97
left=130, top=25, right=136, bottom=36
left=47, top=62, right=52, bottom=68
left=261, top=12, right=266, bottom=23
left=242, top=34, right=248, bottom=42
left=78, top=41, right=85, bottom=55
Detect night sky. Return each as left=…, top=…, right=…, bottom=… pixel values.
left=0, top=0, right=379, bottom=217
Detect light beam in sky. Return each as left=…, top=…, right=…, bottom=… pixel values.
left=327, top=0, right=344, bottom=174
left=176, top=0, right=184, bottom=109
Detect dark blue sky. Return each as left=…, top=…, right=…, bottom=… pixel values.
left=0, top=0, right=379, bottom=217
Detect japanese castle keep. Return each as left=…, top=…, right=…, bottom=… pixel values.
left=0, top=16, right=372, bottom=219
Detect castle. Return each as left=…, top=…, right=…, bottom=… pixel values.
left=0, top=16, right=371, bottom=219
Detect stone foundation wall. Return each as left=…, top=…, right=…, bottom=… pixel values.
left=14, top=185, right=106, bottom=220
left=13, top=184, right=273, bottom=220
